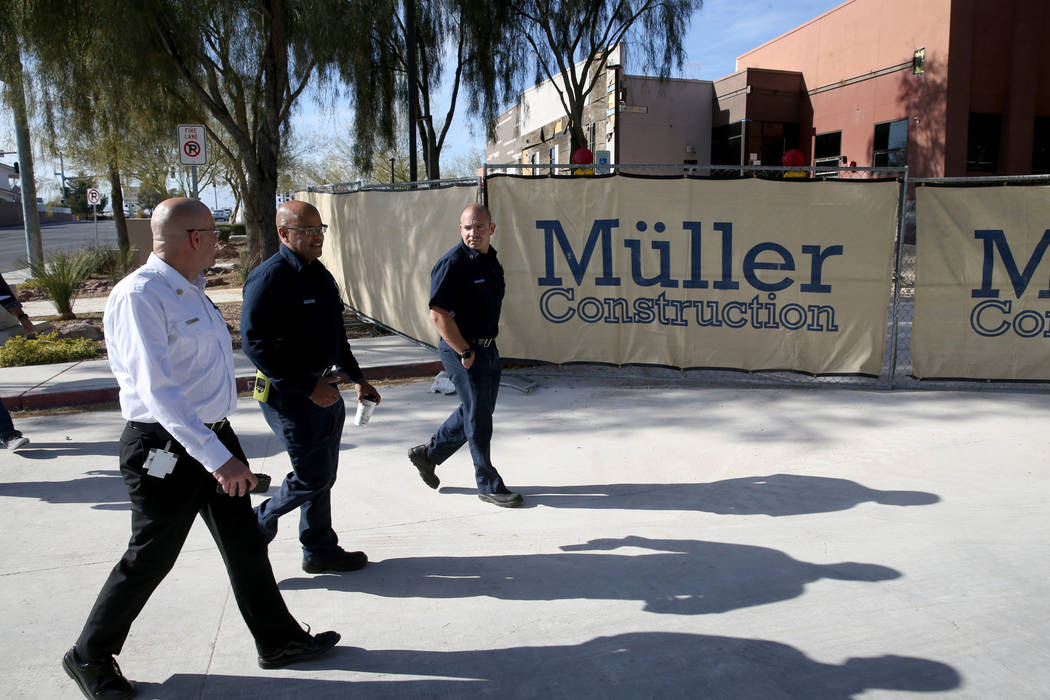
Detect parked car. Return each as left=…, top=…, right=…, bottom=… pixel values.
left=212, top=208, right=230, bottom=222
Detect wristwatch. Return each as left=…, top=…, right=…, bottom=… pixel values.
left=458, top=349, right=474, bottom=360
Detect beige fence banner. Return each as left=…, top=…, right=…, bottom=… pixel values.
left=489, top=176, right=898, bottom=373
left=300, top=186, right=478, bottom=345
left=913, top=185, right=1050, bottom=380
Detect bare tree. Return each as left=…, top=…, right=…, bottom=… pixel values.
left=508, top=0, right=702, bottom=151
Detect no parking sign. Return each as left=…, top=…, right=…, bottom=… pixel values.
left=177, top=124, right=207, bottom=165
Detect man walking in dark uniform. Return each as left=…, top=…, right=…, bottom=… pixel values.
left=62, top=198, right=338, bottom=700
left=242, top=200, right=381, bottom=573
left=408, top=203, right=522, bottom=507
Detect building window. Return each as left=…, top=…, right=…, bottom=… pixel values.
left=550, top=145, right=558, bottom=165
left=1032, top=116, right=1049, bottom=174
left=814, top=131, right=842, bottom=177
left=966, top=113, right=1002, bottom=172
left=712, top=122, right=743, bottom=166
left=873, top=119, right=908, bottom=167
left=912, top=48, right=925, bottom=75
left=588, top=123, right=597, bottom=153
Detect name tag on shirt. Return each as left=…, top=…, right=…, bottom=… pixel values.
left=474, top=279, right=486, bottom=284
left=185, top=317, right=200, bottom=325
left=303, top=299, right=316, bottom=304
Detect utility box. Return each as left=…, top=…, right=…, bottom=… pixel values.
left=126, top=218, right=153, bottom=268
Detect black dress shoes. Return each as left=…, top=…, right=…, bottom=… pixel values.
left=62, top=647, right=135, bottom=699
left=478, top=490, right=524, bottom=508
left=408, top=444, right=440, bottom=489
left=258, top=630, right=341, bottom=669
left=302, top=549, right=368, bottom=573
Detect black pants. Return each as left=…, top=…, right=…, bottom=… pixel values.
left=75, top=421, right=306, bottom=659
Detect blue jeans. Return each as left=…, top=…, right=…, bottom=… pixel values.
left=255, top=395, right=344, bottom=560
left=427, top=340, right=507, bottom=493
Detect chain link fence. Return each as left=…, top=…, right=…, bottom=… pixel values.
left=887, top=174, right=1050, bottom=393
left=304, top=176, right=480, bottom=195
left=307, top=167, right=1050, bottom=393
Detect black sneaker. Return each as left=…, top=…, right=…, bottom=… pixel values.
left=478, top=490, right=523, bottom=508
left=62, top=646, right=135, bottom=699
left=408, top=444, right=440, bottom=489
left=302, top=549, right=368, bottom=574
left=258, top=630, right=341, bottom=669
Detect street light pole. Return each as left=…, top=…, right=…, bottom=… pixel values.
left=54, top=153, right=69, bottom=205
left=405, top=0, right=418, bottom=182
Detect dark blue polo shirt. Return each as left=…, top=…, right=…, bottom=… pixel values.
left=241, top=244, right=363, bottom=398
left=429, top=241, right=505, bottom=340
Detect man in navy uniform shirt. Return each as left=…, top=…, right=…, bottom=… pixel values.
left=242, top=200, right=381, bottom=573
left=408, top=203, right=522, bottom=507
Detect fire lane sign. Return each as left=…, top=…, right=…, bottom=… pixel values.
left=177, top=124, right=207, bottom=166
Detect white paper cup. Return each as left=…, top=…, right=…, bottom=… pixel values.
left=354, top=398, right=378, bottom=426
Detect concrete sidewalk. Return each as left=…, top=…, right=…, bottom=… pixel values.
left=0, top=334, right=441, bottom=411
left=2, top=286, right=443, bottom=410
left=1, top=371, right=1048, bottom=698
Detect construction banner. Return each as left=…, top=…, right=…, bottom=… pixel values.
left=912, top=185, right=1050, bottom=380
left=488, top=176, right=899, bottom=373
left=300, top=185, right=478, bottom=345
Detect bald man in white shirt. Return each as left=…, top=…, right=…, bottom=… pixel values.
left=62, top=198, right=339, bottom=700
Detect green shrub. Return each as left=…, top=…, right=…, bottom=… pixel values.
left=236, top=249, right=260, bottom=286
left=83, top=246, right=116, bottom=274
left=218, top=223, right=245, bottom=242
left=29, top=250, right=94, bottom=319
left=83, top=246, right=137, bottom=281
left=16, top=277, right=44, bottom=292
left=0, top=332, right=100, bottom=367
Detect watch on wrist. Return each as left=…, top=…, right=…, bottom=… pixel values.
left=459, top=349, right=474, bottom=360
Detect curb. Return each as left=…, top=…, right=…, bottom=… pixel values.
left=2, top=361, right=443, bottom=412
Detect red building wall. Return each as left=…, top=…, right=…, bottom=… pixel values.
left=736, top=0, right=1050, bottom=177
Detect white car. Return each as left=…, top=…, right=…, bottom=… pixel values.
left=212, top=208, right=230, bottom=222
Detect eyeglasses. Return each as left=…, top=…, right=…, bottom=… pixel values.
left=281, top=225, right=328, bottom=235
left=186, top=228, right=220, bottom=238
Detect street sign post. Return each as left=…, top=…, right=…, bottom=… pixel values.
left=177, top=124, right=207, bottom=199
left=177, top=125, right=207, bottom=166
left=87, top=187, right=102, bottom=246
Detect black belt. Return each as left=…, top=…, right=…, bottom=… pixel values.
left=131, top=418, right=227, bottom=434
left=469, top=337, right=496, bottom=348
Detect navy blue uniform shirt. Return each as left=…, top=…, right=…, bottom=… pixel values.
left=241, top=244, right=363, bottom=398
left=429, top=241, right=505, bottom=340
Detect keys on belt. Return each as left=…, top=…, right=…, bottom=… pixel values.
left=469, top=337, right=495, bottom=348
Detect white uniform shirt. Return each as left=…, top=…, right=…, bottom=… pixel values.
left=104, top=253, right=237, bottom=471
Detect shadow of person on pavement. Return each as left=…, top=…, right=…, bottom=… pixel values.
left=152, top=631, right=959, bottom=699
left=281, top=536, right=899, bottom=615
left=0, top=468, right=130, bottom=509
left=2, top=440, right=121, bottom=460
left=439, top=473, right=939, bottom=515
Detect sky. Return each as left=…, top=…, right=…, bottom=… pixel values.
left=2, top=0, right=844, bottom=210
left=416, top=0, right=846, bottom=164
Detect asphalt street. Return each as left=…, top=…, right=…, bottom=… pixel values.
left=0, top=220, right=119, bottom=272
